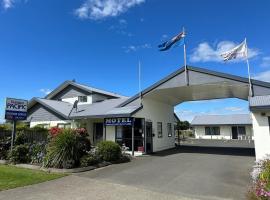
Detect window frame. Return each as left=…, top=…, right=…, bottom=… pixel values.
left=167, top=123, right=172, bottom=137
left=37, top=123, right=50, bottom=129
left=157, top=122, right=163, bottom=138
left=57, top=123, right=71, bottom=129
left=205, top=126, right=220, bottom=135
left=78, top=96, right=88, bottom=103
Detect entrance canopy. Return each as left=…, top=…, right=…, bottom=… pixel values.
left=120, top=66, right=270, bottom=107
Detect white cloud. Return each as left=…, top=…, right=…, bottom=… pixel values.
left=39, top=88, right=52, bottom=95
left=2, top=0, right=14, bottom=9
left=123, top=43, right=151, bottom=53
left=254, top=70, right=270, bottom=82
left=260, top=56, right=270, bottom=68
left=190, top=40, right=259, bottom=63
left=74, top=0, right=145, bottom=20
left=224, top=106, right=244, bottom=112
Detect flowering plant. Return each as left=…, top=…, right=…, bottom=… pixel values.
left=248, top=155, right=270, bottom=199
left=75, top=128, right=88, bottom=137
left=49, top=127, right=62, bottom=138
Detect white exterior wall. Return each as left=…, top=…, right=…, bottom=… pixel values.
left=251, top=111, right=270, bottom=160
left=133, top=98, right=175, bottom=152
left=194, top=125, right=253, bottom=139
left=30, top=120, right=73, bottom=128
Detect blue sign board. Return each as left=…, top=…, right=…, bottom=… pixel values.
left=105, top=117, right=133, bottom=126
left=5, top=98, right=28, bottom=121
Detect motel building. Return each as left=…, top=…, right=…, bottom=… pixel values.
left=26, top=66, right=270, bottom=160
left=191, top=114, right=254, bottom=140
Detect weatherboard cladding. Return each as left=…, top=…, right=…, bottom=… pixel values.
left=51, top=85, right=90, bottom=100
left=27, top=104, right=66, bottom=122
left=191, top=114, right=252, bottom=126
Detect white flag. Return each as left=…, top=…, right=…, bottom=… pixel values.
left=221, top=40, right=247, bottom=61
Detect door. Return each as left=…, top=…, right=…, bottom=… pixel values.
left=232, top=126, right=238, bottom=139
left=145, top=122, right=153, bottom=154
left=94, top=123, right=103, bottom=144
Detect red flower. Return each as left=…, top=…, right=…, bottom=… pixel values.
left=49, top=127, right=62, bottom=137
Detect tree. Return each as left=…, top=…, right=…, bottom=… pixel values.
left=177, top=121, right=190, bottom=130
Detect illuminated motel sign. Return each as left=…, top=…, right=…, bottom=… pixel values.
left=105, top=117, right=133, bottom=126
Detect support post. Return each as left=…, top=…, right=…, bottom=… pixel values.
left=11, top=120, right=16, bottom=150
left=178, top=128, right=180, bottom=146
left=103, top=121, right=106, bottom=141
left=132, top=119, right=134, bottom=156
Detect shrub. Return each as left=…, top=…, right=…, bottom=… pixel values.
left=97, top=141, right=121, bottom=162
left=80, top=154, right=99, bottom=167
left=44, top=129, right=80, bottom=169
left=77, top=136, right=91, bottom=157
left=15, top=132, right=28, bottom=145
left=9, top=144, right=30, bottom=164
left=29, top=142, right=46, bottom=164
left=0, top=137, right=11, bottom=160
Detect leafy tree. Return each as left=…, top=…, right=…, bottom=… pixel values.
left=177, top=121, right=190, bottom=130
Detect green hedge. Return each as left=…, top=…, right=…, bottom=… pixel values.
left=97, top=141, right=121, bottom=162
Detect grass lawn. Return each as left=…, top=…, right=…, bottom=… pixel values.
left=0, top=165, right=66, bottom=191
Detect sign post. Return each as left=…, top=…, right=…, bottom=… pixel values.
left=5, top=98, right=28, bottom=150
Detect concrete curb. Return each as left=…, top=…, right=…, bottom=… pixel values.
left=11, top=161, right=112, bottom=173
left=0, top=160, right=7, bottom=164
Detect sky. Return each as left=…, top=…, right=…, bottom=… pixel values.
left=0, top=0, right=270, bottom=122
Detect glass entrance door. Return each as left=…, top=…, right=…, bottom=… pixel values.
left=146, top=121, right=153, bottom=153
left=94, top=123, right=103, bottom=144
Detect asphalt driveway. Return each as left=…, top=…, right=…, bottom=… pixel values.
left=0, top=146, right=255, bottom=200
left=77, top=146, right=255, bottom=200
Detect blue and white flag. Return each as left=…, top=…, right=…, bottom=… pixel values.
left=158, top=31, right=185, bottom=51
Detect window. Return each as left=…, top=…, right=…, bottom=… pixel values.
left=78, top=96, right=87, bottom=103
left=238, top=126, right=246, bottom=135
left=167, top=123, right=172, bottom=137
left=57, top=123, right=71, bottom=129
left=205, top=126, right=220, bottom=135
left=157, top=122, right=163, bottom=138
left=37, top=124, right=50, bottom=129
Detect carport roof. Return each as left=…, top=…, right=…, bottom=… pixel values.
left=191, top=114, right=252, bottom=126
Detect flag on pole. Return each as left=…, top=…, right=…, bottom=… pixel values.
left=220, top=40, right=247, bottom=61
left=220, top=38, right=253, bottom=97
left=158, top=31, right=185, bottom=51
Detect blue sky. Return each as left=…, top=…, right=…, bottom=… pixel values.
left=0, top=0, right=270, bottom=122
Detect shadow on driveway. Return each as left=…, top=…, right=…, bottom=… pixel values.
left=150, top=146, right=255, bottom=157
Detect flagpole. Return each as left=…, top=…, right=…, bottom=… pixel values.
left=183, top=27, right=188, bottom=86
left=245, top=38, right=253, bottom=97
left=138, top=60, right=142, bottom=105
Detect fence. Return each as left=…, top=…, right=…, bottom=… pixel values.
left=0, top=130, right=48, bottom=143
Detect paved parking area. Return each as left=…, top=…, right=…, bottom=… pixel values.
left=77, top=146, right=255, bottom=200
left=0, top=146, right=255, bottom=200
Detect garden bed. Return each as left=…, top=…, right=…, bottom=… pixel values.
left=1, top=127, right=132, bottom=174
